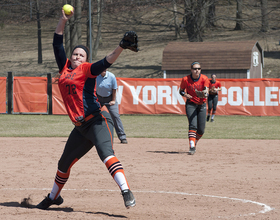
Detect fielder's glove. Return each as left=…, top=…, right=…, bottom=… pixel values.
left=119, top=31, right=139, bottom=52
left=210, top=86, right=216, bottom=93
left=195, top=88, right=208, bottom=98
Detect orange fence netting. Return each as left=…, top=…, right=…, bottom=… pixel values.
left=13, top=77, right=48, bottom=113
left=7, top=77, right=280, bottom=116
left=0, top=77, right=6, bottom=113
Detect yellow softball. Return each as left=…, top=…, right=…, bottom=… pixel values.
left=63, top=4, right=73, bottom=15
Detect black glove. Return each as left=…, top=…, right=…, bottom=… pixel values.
left=119, top=31, right=139, bottom=52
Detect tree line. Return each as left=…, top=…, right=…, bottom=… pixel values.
left=1, top=0, right=279, bottom=63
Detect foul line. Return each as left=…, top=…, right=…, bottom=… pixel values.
left=1, top=188, right=274, bottom=217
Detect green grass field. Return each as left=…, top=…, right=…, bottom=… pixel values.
left=0, top=114, right=279, bottom=139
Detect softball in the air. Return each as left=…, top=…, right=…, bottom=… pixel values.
left=63, top=4, right=73, bottom=15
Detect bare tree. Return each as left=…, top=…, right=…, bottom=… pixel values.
left=87, top=0, right=103, bottom=59
left=197, top=0, right=207, bottom=33
left=69, top=0, right=78, bottom=50
left=75, top=0, right=82, bottom=44
left=260, top=0, right=268, bottom=32
left=207, top=0, right=216, bottom=27
left=93, top=0, right=103, bottom=57
left=64, top=0, right=82, bottom=57
left=183, top=0, right=208, bottom=42
left=64, top=0, right=71, bottom=58
left=183, top=0, right=197, bottom=41
left=234, top=0, right=243, bottom=30
left=36, top=0, right=42, bottom=64
left=173, top=0, right=181, bottom=39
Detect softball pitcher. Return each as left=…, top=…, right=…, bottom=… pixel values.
left=36, top=7, right=138, bottom=210
left=179, top=62, right=209, bottom=155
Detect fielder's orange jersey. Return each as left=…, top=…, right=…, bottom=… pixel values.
left=180, top=74, right=209, bottom=104
left=209, top=80, right=222, bottom=95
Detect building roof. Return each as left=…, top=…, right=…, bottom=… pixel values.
left=162, top=41, right=263, bottom=70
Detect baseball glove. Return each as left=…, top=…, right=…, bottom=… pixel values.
left=210, top=86, right=216, bottom=93
left=195, top=89, right=208, bottom=98
left=119, top=31, right=139, bottom=52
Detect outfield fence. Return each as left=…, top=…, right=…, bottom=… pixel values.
left=1, top=72, right=280, bottom=116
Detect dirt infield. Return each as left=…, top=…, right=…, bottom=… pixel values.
left=0, top=137, right=279, bottom=219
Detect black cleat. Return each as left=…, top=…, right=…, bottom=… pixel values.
left=121, top=189, right=135, bottom=209
left=206, top=115, right=210, bottom=122
left=121, top=139, right=128, bottom=144
left=211, top=119, right=214, bottom=122
left=36, top=194, right=63, bottom=210
left=188, top=147, right=196, bottom=155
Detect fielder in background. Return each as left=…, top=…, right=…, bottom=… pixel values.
left=96, top=70, right=128, bottom=144
left=179, top=62, right=209, bottom=155
left=207, top=73, right=222, bottom=122
left=36, top=7, right=138, bottom=210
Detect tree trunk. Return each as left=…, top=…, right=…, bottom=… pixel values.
left=64, top=0, right=71, bottom=58
left=70, top=0, right=78, bottom=50
left=36, top=0, right=42, bottom=64
left=207, top=0, right=216, bottom=27
left=173, top=0, right=180, bottom=39
left=87, top=0, right=94, bottom=61
left=260, top=0, right=268, bottom=32
left=65, top=22, right=71, bottom=58
left=184, top=0, right=196, bottom=41
left=92, top=0, right=103, bottom=57
left=183, top=0, right=204, bottom=42
left=196, top=0, right=206, bottom=41
left=234, top=0, right=243, bottom=30
left=75, top=0, right=82, bottom=44
left=87, top=0, right=103, bottom=59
